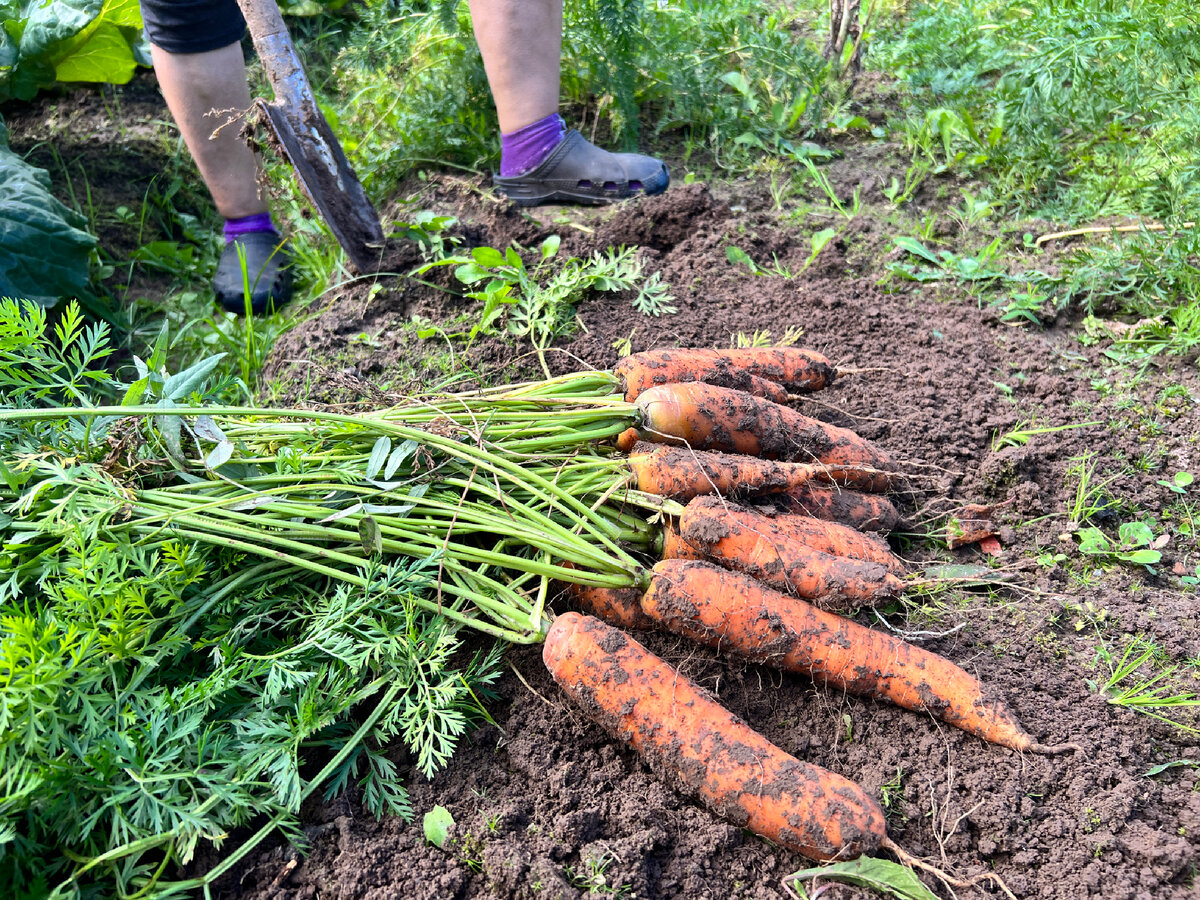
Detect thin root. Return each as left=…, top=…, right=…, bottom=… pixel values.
left=883, top=837, right=1018, bottom=900
left=786, top=393, right=898, bottom=424
left=1029, top=741, right=1083, bottom=755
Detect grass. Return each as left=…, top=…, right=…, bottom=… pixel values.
left=1094, top=637, right=1200, bottom=734
left=870, top=0, right=1200, bottom=359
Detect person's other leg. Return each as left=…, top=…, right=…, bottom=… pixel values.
left=140, top=0, right=291, bottom=312
left=469, top=0, right=668, bottom=205
left=150, top=42, right=266, bottom=220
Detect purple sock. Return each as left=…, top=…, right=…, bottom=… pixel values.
left=500, top=113, right=567, bottom=177
left=223, top=212, right=277, bottom=243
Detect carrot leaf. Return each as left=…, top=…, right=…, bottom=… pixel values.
left=785, top=857, right=938, bottom=900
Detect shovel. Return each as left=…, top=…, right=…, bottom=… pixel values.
left=236, top=0, right=385, bottom=273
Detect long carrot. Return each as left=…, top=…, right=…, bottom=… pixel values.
left=543, top=612, right=887, bottom=861
left=668, top=499, right=903, bottom=610
left=681, top=496, right=904, bottom=574
left=617, top=350, right=792, bottom=403
left=778, top=484, right=900, bottom=534
left=627, top=442, right=895, bottom=500
left=709, top=347, right=837, bottom=392
left=616, top=348, right=836, bottom=400
left=640, top=560, right=1072, bottom=753
left=634, top=383, right=893, bottom=469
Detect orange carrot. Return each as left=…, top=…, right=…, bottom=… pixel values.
left=682, top=496, right=904, bottom=574
left=634, top=383, right=893, bottom=470
left=778, top=484, right=900, bottom=534
left=711, top=347, right=837, bottom=392
left=667, top=499, right=903, bottom=610
left=627, top=442, right=895, bottom=501
left=615, top=427, right=640, bottom=453
left=616, top=347, right=836, bottom=399
left=660, top=519, right=703, bottom=561
left=640, top=560, right=1041, bottom=750
left=561, top=580, right=654, bottom=631
left=616, top=350, right=790, bottom=403
left=543, top=611, right=887, bottom=860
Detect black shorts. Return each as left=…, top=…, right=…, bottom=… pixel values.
left=140, top=0, right=245, bottom=54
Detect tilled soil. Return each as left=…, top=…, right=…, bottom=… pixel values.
left=230, top=179, right=1200, bottom=900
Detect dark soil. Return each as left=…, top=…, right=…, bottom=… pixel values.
left=232, top=180, right=1200, bottom=899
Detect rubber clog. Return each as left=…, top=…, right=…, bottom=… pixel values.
left=493, top=130, right=669, bottom=207
left=213, top=231, right=293, bottom=315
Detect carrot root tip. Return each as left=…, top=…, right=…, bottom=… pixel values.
left=1028, top=741, right=1083, bottom=756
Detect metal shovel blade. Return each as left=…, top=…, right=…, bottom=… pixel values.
left=255, top=98, right=384, bottom=274
left=238, top=0, right=385, bottom=274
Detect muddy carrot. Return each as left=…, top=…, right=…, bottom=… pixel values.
left=640, top=560, right=1051, bottom=751
left=616, top=350, right=790, bottom=403
left=682, top=496, right=904, bottom=574
left=660, top=519, right=703, bottom=561
left=778, top=483, right=900, bottom=534
left=627, top=442, right=895, bottom=501
left=634, top=383, right=893, bottom=469
left=669, top=498, right=903, bottom=610
left=543, top=611, right=887, bottom=860
left=616, top=347, right=836, bottom=399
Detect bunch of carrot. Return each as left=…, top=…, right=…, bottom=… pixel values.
left=541, top=346, right=1073, bottom=868
left=4, top=345, right=1061, bottom=877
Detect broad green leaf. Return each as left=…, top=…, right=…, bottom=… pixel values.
left=1144, top=759, right=1199, bottom=777
left=155, top=413, right=184, bottom=462
left=161, top=353, right=225, bottom=400
left=358, top=515, right=383, bottom=556
left=540, top=235, right=560, bottom=259
left=785, top=857, right=938, bottom=900
left=720, top=70, right=751, bottom=97
left=423, top=805, right=455, bottom=848
left=120, top=376, right=148, bottom=407
left=6, top=0, right=145, bottom=100
left=192, top=415, right=227, bottom=444
left=454, top=262, right=491, bottom=285
left=1117, top=521, right=1153, bottom=547
left=809, top=227, right=836, bottom=258
left=471, top=246, right=506, bottom=268
left=0, top=119, right=96, bottom=305
left=365, top=437, right=391, bottom=481
left=726, top=245, right=754, bottom=269
left=383, top=439, right=418, bottom=480
left=1121, top=548, right=1162, bottom=565
left=53, top=21, right=134, bottom=83
left=204, top=440, right=234, bottom=470
left=893, top=236, right=942, bottom=265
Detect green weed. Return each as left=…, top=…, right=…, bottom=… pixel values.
left=1093, top=637, right=1200, bottom=734
left=422, top=237, right=674, bottom=375
left=990, top=418, right=1100, bottom=452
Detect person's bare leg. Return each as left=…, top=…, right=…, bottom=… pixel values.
left=150, top=41, right=266, bottom=219
left=467, top=0, right=562, bottom=133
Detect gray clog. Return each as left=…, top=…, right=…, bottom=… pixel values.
left=493, top=130, right=669, bottom=207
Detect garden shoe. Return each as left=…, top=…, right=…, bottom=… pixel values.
left=493, top=129, right=669, bottom=207
left=213, top=231, right=293, bottom=315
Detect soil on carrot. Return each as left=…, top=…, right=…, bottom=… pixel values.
left=228, top=176, right=1200, bottom=900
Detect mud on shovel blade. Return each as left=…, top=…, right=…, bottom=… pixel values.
left=237, top=0, right=384, bottom=274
